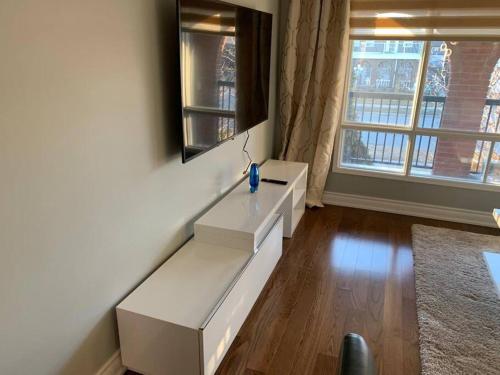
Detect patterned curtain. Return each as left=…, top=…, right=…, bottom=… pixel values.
left=279, top=0, right=350, bottom=207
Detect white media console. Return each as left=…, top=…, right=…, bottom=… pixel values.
left=116, top=159, right=308, bottom=375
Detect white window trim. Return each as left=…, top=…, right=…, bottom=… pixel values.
left=333, top=40, right=500, bottom=193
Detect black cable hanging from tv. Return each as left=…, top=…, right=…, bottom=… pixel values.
left=243, top=130, right=253, bottom=175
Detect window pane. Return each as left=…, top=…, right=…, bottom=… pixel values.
left=419, top=41, right=500, bottom=133
left=346, top=40, right=424, bottom=127
left=341, top=129, right=408, bottom=173
left=411, top=135, right=438, bottom=169
left=410, top=135, right=491, bottom=182
left=486, top=143, right=500, bottom=184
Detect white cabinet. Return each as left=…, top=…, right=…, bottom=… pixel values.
left=117, top=216, right=283, bottom=375
left=201, top=215, right=283, bottom=374
left=116, top=160, right=307, bottom=374
left=195, top=159, right=308, bottom=245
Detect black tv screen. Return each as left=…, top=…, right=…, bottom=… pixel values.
left=178, top=0, right=272, bottom=162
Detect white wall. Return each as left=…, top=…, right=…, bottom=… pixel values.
left=325, top=172, right=499, bottom=212
left=0, top=0, right=279, bottom=373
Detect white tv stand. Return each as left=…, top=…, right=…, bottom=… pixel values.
left=116, top=160, right=308, bottom=375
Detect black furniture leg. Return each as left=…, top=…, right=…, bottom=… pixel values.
left=337, top=333, right=376, bottom=375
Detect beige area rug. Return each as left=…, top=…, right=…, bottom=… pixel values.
left=411, top=225, right=500, bottom=375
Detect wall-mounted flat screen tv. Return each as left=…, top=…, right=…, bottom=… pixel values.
left=178, top=0, right=273, bottom=162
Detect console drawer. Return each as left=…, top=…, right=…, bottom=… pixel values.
left=200, top=215, right=283, bottom=375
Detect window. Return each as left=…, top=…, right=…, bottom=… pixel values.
left=335, top=40, right=500, bottom=189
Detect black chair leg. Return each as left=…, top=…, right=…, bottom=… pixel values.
left=337, top=333, right=376, bottom=375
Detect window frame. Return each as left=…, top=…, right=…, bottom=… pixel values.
left=333, top=39, right=500, bottom=193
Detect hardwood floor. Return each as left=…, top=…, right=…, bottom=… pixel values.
left=126, top=205, right=498, bottom=375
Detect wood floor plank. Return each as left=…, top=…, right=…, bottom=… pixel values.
left=312, top=353, right=337, bottom=375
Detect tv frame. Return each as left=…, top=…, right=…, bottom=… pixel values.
left=176, top=0, right=273, bottom=163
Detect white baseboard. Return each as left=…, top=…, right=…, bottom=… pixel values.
left=96, top=350, right=126, bottom=375
left=322, top=191, right=496, bottom=228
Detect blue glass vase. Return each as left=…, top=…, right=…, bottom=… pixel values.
left=249, top=163, right=259, bottom=193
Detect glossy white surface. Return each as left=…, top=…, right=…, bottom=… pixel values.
left=484, top=252, right=500, bottom=298
left=493, top=209, right=500, bottom=228
left=117, top=309, right=200, bottom=375
left=117, top=216, right=284, bottom=375
left=260, top=159, right=308, bottom=185
left=117, top=240, right=250, bottom=329
left=195, top=159, right=307, bottom=249
left=202, top=216, right=283, bottom=375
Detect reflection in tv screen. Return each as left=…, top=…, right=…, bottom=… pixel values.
left=179, top=0, right=272, bottom=162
